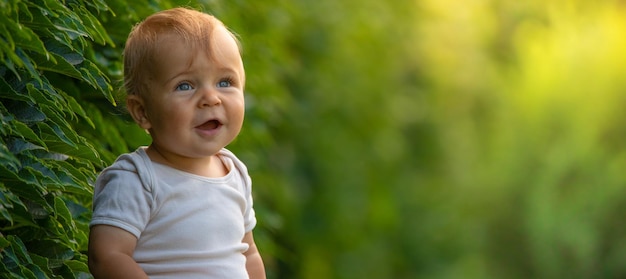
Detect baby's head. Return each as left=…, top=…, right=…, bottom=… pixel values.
left=122, top=8, right=246, bottom=160
left=123, top=7, right=243, bottom=98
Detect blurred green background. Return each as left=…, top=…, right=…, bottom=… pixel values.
left=3, top=0, right=626, bottom=278
left=105, top=0, right=626, bottom=278
left=224, top=1, right=626, bottom=278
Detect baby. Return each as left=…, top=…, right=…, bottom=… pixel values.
left=88, top=7, right=265, bottom=279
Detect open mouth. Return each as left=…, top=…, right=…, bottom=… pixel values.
left=196, top=119, right=222, bottom=130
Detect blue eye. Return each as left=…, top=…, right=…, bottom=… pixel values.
left=176, top=82, right=193, bottom=91
left=217, top=79, right=232, bottom=88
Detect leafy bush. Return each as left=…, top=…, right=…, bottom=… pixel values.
left=0, top=0, right=124, bottom=277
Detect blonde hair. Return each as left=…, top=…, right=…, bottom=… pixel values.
left=123, top=7, right=241, bottom=97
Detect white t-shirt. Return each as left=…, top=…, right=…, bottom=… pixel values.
left=90, top=147, right=256, bottom=279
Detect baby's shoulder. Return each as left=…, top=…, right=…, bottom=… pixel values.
left=96, top=147, right=155, bottom=191
left=218, top=148, right=247, bottom=171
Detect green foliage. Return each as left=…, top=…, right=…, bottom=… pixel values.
left=0, top=0, right=113, bottom=277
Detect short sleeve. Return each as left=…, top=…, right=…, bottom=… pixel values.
left=220, top=149, right=257, bottom=233
left=243, top=172, right=257, bottom=233
left=90, top=166, right=153, bottom=238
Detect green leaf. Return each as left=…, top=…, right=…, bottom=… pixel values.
left=2, top=239, right=21, bottom=271
left=28, top=80, right=87, bottom=125
left=0, top=0, right=19, bottom=14
left=25, top=198, right=50, bottom=220
left=70, top=4, right=114, bottom=46
left=37, top=121, right=77, bottom=148
left=32, top=51, right=83, bottom=79
left=85, top=0, right=113, bottom=13
left=36, top=125, right=102, bottom=164
left=15, top=1, right=33, bottom=22
left=44, top=160, right=93, bottom=196
left=52, top=11, right=91, bottom=40
left=0, top=185, right=27, bottom=224
left=12, top=24, right=49, bottom=58
left=0, top=13, right=19, bottom=50
left=60, top=91, right=94, bottom=128
left=0, top=234, right=10, bottom=249
left=10, top=120, right=47, bottom=148
left=9, top=101, right=46, bottom=124
left=8, top=236, right=33, bottom=264
left=22, top=263, right=47, bottom=279
left=64, top=259, right=90, bottom=274
left=17, top=264, right=38, bottom=279
left=24, top=6, right=77, bottom=53
left=30, top=0, right=62, bottom=18
left=0, top=163, right=49, bottom=207
left=0, top=77, right=34, bottom=103
left=14, top=48, right=42, bottom=86
left=36, top=109, right=79, bottom=144
left=26, top=84, right=65, bottom=114
left=54, top=196, right=76, bottom=232
left=40, top=38, right=85, bottom=71
left=20, top=156, right=62, bottom=187
left=29, top=253, right=54, bottom=277
left=5, top=199, right=42, bottom=229
left=77, top=60, right=114, bottom=104
left=6, top=138, right=44, bottom=154
left=0, top=41, right=23, bottom=78
left=27, top=239, right=74, bottom=269
left=0, top=141, right=21, bottom=172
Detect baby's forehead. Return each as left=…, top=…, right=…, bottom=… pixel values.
left=147, top=28, right=244, bottom=78
left=156, top=27, right=239, bottom=57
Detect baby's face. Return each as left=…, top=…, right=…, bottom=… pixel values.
left=140, top=26, right=245, bottom=160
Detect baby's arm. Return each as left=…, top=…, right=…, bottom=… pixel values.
left=243, top=231, right=266, bottom=279
left=88, top=225, right=148, bottom=279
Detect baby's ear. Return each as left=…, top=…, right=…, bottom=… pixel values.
left=126, top=95, right=151, bottom=130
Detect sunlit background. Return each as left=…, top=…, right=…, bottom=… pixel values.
left=227, top=1, right=626, bottom=278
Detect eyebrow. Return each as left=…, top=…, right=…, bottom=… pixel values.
left=216, top=66, right=243, bottom=77
left=162, top=69, right=193, bottom=86
left=161, top=66, right=243, bottom=86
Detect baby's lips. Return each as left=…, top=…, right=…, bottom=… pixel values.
left=196, top=119, right=221, bottom=130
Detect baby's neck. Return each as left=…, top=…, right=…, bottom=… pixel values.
left=146, top=145, right=228, bottom=177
